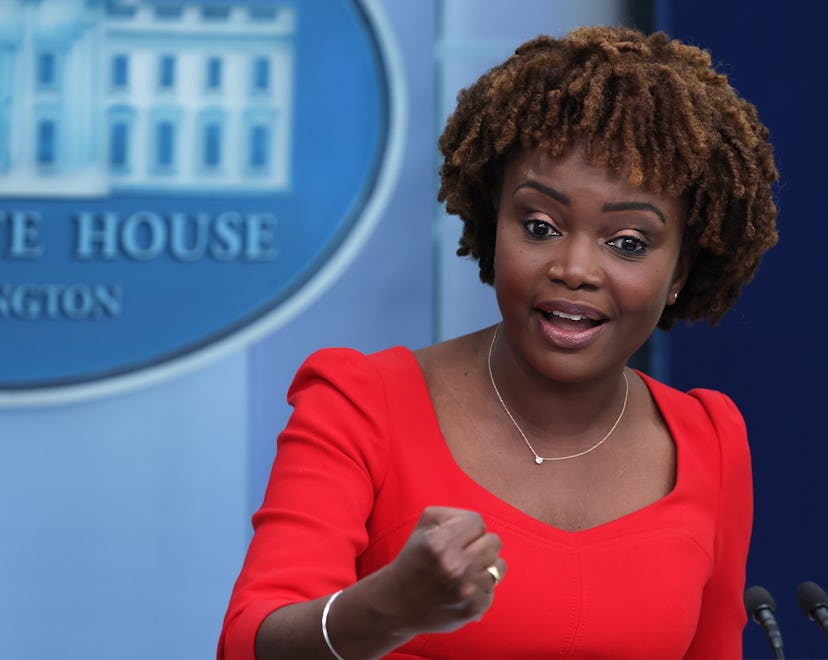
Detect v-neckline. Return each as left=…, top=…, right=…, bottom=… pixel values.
left=395, top=346, right=683, bottom=542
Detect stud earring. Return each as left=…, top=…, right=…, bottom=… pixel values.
left=672, top=291, right=679, bottom=302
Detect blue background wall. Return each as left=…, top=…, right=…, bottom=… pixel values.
left=0, top=1, right=824, bottom=658
left=661, top=1, right=828, bottom=657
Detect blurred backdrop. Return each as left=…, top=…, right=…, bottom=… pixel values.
left=0, top=1, right=825, bottom=658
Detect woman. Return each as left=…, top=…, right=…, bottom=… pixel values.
left=219, top=26, right=778, bottom=659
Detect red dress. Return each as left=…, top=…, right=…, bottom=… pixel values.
left=218, top=347, right=752, bottom=659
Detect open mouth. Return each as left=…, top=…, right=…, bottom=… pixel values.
left=538, top=309, right=606, bottom=331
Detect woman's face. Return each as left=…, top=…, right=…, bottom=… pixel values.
left=493, top=146, right=689, bottom=383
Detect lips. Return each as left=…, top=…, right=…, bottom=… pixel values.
left=534, top=301, right=608, bottom=349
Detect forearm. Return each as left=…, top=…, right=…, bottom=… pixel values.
left=254, top=569, right=414, bottom=660
left=250, top=506, right=503, bottom=659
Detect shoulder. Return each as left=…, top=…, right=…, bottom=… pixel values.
left=287, top=345, right=419, bottom=405
left=281, top=346, right=422, bottom=475
left=638, top=371, right=750, bottom=468
left=413, top=328, right=492, bottom=382
left=689, top=387, right=750, bottom=475
left=638, top=372, right=745, bottom=429
left=687, top=388, right=747, bottom=441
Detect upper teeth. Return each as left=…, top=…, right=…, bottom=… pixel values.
left=552, top=310, right=585, bottom=321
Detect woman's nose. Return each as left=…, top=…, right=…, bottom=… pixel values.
left=545, top=236, right=603, bottom=290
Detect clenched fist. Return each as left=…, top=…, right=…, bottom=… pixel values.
left=369, top=506, right=506, bottom=635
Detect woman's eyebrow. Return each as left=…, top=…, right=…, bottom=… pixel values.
left=514, top=181, right=570, bottom=205
left=514, top=182, right=666, bottom=224
left=603, top=201, right=666, bottom=223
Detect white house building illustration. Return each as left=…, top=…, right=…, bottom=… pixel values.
left=0, top=0, right=296, bottom=197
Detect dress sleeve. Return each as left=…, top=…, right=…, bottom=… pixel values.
left=217, top=348, right=391, bottom=660
left=684, top=390, right=753, bottom=659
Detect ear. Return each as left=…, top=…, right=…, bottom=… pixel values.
left=666, top=248, right=693, bottom=306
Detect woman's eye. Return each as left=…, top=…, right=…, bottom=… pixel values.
left=522, top=218, right=558, bottom=239
left=608, top=235, right=649, bottom=256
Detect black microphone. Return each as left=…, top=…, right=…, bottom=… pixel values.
left=744, top=585, right=785, bottom=659
left=796, top=581, right=828, bottom=640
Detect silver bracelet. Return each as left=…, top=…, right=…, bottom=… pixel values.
left=321, top=589, right=346, bottom=660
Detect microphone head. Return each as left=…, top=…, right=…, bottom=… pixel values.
left=796, top=581, right=828, bottom=616
left=745, top=585, right=777, bottom=618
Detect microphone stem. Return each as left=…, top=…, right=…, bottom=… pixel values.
left=813, top=607, right=828, bottom=641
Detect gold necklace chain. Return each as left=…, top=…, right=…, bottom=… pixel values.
left=486, top=324, right=629, bottom=465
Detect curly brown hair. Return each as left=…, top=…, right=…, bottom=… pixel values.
left=437, top=25, right=778, bottom=328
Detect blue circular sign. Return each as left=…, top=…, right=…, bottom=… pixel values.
left=0, top=0, right=405, bottom=404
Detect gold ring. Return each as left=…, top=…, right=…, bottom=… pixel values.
left=485, top=564, right=502, bottom=584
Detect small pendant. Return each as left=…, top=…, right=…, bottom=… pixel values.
left=534, top=456, right=544, bottom=465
